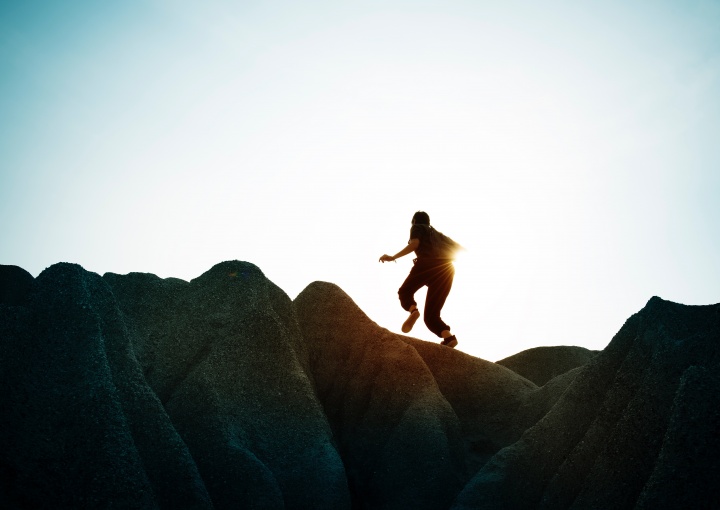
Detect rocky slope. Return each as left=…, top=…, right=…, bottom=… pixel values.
left=1, top=261, right=718, bottom=509
left=497, top=346, right=599, bottom=386
left=452, top=297, right=720, bottom=510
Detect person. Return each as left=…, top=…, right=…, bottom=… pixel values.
left=379, top=211, right=460, bottom=348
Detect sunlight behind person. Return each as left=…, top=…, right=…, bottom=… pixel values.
left=1, top=1, right=719, bottom=361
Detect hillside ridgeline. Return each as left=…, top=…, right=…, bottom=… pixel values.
left=1, top=261, right=718, bottom=509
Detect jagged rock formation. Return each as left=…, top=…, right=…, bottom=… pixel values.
left=294, top=281, right=540, bottom=507
left=103, top=263, right=348, bottom=510
left=452, top=297, right=720, bottom=510
left=497, top=346, right=599, bottom=386
left=1, top=261, right=719, bottom=509
left=1, top=263, right=212, bottom=509
left=1, top=262, right=347, bottom=509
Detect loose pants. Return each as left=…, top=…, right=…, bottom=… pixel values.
left=398, top=258, right=454, bottom=337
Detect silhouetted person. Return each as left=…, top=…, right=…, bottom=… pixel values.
left=379, top=211, right=461, bottom=348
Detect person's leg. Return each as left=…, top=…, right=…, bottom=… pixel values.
left=398, top=262, right=427, bottom=333
left=402, top=307, right=421, bottom=333
left=423, top=262, right=455, bottom=338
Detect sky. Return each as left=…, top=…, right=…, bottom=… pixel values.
left=1, top=0, right=719, bottom=361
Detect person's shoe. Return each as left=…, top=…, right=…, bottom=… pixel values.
left=441, top=335, right=458, bottom=348
left=401, top=309, right=420, bottom=333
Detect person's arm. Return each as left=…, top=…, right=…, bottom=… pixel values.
left=379, top=238, right=420, bottom=263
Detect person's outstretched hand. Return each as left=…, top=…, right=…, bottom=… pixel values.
left=379, top=254, right=395, bottom=263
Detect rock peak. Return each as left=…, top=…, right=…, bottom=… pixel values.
left=1, top=262, right=719, bottom=508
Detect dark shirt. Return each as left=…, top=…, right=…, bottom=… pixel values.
left=409, top=224, right=436, bottom=259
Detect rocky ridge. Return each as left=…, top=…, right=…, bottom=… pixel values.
left=1, top=261, right=718, bottom=509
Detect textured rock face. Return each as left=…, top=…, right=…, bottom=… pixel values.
left=294, top=282, right=539, bottom=508
left=1, top=262, right=349, bottom=510
left=2, top=262, right=719, bottom=509
left=104, top=262, right=349, bottom=510
left=496, top=346, right=598, bottom=386
left=1, top=263, right=211, bottom=509
left=452, top=297, right=720, bottom=510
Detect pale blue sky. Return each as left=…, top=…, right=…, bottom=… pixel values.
left=2, top=0, right=719, bottom=360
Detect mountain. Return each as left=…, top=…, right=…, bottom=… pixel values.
left=1, top=261, right=718, bottom=509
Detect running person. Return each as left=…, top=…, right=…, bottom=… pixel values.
left=379, top=211, right=460, bottom=348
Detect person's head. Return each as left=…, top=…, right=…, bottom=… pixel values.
left=412, top=211, right=430, bottom=226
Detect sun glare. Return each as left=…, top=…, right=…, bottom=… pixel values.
left=2, top=0, right=718, bottom=364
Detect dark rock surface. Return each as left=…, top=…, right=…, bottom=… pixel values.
left=0, top=265, right=34, bottom=307
left=2, top=262, right=719, bottom=509
left=497, top=345, right=599, bottom=386
left=294, top=282, right=538, bottom=508
left=1, top=262, right=348, bottom=510
left=452, top=297, right=720, bottom=510
left=103, top=262, right=349, bottom=510
left=1, top=263, right=211, bottom=509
